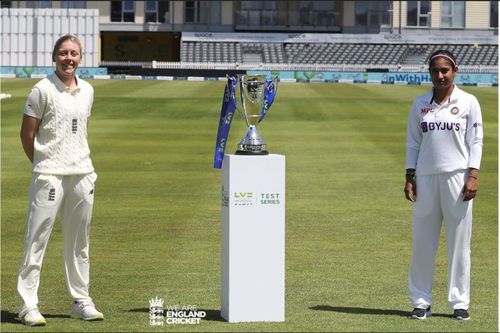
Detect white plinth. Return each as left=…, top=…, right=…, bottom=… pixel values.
left=221, top=154, right=285, bottom=323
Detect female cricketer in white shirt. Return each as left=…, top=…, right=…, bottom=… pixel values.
left=404, top=50, right=483, bottom=321
left=18, top=34, right=104, bottom=326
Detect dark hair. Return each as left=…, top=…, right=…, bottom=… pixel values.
left=52, top=34, right=82, bottom=62
left=428, top=49, right=457, bottom=68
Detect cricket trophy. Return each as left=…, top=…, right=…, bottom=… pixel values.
left=213, top=74, right=278, bottom=169
left=235, top=74, right=278, bottom=155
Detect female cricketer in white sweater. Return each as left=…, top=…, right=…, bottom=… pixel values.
left=18, top=34, right=104, bottom=326
left=404, top=50, right=483, bottom=321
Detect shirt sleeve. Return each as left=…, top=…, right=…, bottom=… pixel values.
left=88, top=86, right=94, bottom=117
left=466, top=95, right=483, bottom=170
left=405, top=100, right=421, bottom=170
left=23, top=87, right=44, bottom=119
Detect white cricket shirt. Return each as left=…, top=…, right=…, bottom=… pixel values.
left=405, top=85, right=483, bottom=175
left=24, top=73, right=95, bottom=175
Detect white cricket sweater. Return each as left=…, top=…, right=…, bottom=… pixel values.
left=24, top=73, right=95, bottom=175
left=405, top=85, right=483, bottom=175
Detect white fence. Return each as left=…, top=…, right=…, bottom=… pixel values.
left=100, top=60, right=498, bottom=74
left=1, top=8, right=99, bottom=67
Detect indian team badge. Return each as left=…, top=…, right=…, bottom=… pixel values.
left=450, top=106, right=459, bottom=115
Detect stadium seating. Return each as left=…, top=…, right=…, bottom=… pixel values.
left=182, top=41, right=243, bottom=63
left=180, top=41, right=498, bottom=66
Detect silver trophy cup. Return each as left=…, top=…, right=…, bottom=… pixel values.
left=235, top=75, right=271, bottom=155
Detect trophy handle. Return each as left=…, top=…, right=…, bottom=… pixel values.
left=226, top=74, right=245, bottom=122
left=237, top=75, right=254, bottom=127
left=270, top=76, right=279, bottom=94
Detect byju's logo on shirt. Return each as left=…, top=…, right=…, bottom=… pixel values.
left=421, top=121, right=460, bottom=133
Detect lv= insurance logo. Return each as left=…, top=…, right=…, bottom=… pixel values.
left=233, top=192, right=282, bottom=206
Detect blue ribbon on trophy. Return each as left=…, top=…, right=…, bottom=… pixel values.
left=213, top=75, right=278, bottom=168
left=213, top=76, right=238, bottom=169
left=259, top=79, right=278, bottom=123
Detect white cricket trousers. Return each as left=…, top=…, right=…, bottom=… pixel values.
left=408, top=170, right=472, bottom=310
left=18, top=172, right=97, bottom=313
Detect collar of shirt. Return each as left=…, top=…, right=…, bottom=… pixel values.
left=52, top=73, right=81, bottom=94
left=429, top=84, right=458, bottom=105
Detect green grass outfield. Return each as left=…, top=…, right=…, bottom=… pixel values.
left=1, top=79, right=497, bottom=332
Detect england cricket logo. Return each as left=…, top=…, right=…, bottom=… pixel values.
left=149, top=297, right=165, bottom=326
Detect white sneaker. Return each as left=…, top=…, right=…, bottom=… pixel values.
left=70, top=301, right=104, bottom=321
left=21, top=308, right=46, bottom=326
